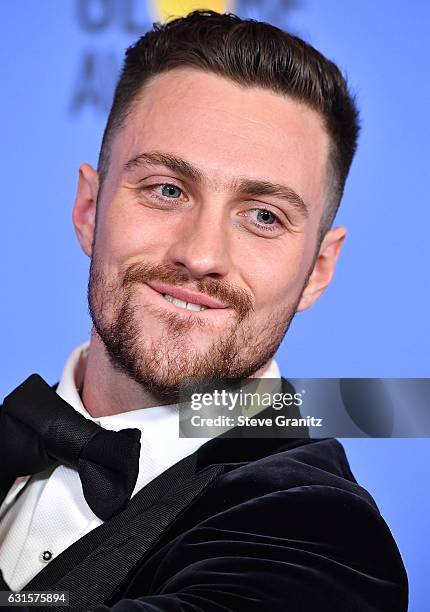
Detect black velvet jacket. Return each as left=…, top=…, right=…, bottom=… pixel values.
left=0, top=378, right=408, bottom=612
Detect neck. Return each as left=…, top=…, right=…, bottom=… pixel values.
left=80, top=327, right=275, bottom=418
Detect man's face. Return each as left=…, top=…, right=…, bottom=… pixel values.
left=74, top=67, right=344, bottom=395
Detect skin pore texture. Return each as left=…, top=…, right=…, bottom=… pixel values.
left=72, top=67, right=346, bottom=416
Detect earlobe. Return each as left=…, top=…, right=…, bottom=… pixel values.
left=296, top=226, right=347, bottom=313
left=72, top=163, right=99, bottom=258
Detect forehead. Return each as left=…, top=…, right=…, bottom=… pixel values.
left=109, top=67, right=330, bottom=215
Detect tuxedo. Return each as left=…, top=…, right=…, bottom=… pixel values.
left=0, top=377, right=408, bottom=612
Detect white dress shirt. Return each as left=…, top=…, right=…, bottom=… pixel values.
left=0, top=341, right=281, bottom=591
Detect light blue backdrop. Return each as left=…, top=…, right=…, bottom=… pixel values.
left=1, top=1, right=429, bottom=609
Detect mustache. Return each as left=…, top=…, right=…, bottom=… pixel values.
left=122, top=262, right=254, bottom=321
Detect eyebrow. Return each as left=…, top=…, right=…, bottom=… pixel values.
left=123, top=151, right=309, bottom=219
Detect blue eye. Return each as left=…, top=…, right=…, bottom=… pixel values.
left=160, top=184, right=182, bottom=198
left=243, top=208, right=283, bottom=235
left=256, top=209, right=276, bottom=225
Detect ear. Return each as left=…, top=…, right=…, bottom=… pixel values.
left=296, top=226, right=347, bottom=312
left=72, top=163, right=99, bottom=257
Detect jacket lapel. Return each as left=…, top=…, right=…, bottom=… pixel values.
left=25, top=451, right=224, bottom=610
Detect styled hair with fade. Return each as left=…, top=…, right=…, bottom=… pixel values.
left=98, top=9, right=360, bottom=239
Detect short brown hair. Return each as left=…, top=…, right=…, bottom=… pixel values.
left=98, top=10, right=360, bottom=238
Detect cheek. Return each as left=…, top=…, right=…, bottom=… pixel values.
left=239, top=237, right=312, bottom=311
left=95, top=197, right=163, bottom=267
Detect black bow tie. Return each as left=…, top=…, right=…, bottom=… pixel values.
left=0, top=374, right=141, bottom=521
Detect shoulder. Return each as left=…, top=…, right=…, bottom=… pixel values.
left=130, top=437, right=408, bottom=611
left=195, top=437, right=407, bottom=592
left=213, top=437, right=378, bottom=510
left=185, top=437, right=402, bottom=574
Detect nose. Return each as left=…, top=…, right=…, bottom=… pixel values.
left=164, top=205, right=231, bottom=280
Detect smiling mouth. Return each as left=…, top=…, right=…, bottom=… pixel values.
left=162, top=293, right=209, bottom=312
left=145, top=281, right=229, bottom=313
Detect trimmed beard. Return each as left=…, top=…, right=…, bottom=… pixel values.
left=88, top=252, right=312, bottom=400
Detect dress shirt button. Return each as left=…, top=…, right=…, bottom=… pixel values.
left=40, top=550, right=53, bottom=563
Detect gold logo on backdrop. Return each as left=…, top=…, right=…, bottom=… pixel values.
left=151, top=0, right=233, bottom=21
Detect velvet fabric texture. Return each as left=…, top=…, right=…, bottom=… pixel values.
left=0, top=380, right=408, bottom=611
left=103, top=438, right=408, bottom=611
